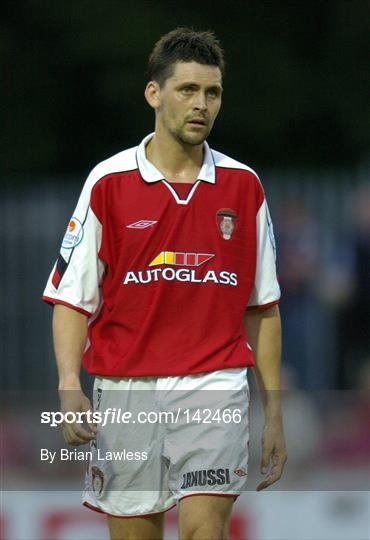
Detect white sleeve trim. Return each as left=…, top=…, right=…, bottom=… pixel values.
left=43, top=202, right=105, bottom=316
left=247, top=199, right=280, bottom=308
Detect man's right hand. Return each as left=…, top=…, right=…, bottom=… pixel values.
left=59, top=389, right=97, bottom=446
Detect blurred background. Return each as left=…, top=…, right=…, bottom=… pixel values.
left=1, top=1, right=369, bottom=539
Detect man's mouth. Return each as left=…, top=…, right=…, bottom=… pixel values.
left=187, top=119, right=207, bottom=126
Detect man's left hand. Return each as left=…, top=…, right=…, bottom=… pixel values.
left=256, top=421, right=287, bottom=491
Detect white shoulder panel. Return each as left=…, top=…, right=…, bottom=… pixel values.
left=84, top=146, right=138, bottom=192
left=247, top=199, right=280, bottom=308
left=211, top=149, right=260, bottom=180
left=42, top=146, right=138, bottom=316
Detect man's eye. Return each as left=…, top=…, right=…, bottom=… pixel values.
left=207, top=89, right=219, bottom=98
left=181, top=87, right=194, bottom=94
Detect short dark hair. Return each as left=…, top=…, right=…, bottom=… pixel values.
left=147, top=27, right=225, bottom=86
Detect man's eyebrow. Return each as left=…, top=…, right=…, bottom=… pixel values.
left=176, top=81, right=223, bottom=91
left=177, top=82, right=198, bottom=87
left=208, top=84, right=223, bottom=92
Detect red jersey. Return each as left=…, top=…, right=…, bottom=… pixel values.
left=43, top=133, right=280, bottom=377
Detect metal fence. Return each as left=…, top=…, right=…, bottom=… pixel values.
left=1, top=168, right=369, bottom=390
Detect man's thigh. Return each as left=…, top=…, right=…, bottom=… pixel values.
left=83, top=377, right=175, bottom=516
left=166, top=368, right=250, bottom=500
left=107, top=513, right=164, bottom=540
left=178, top=495, right=235, bottom=540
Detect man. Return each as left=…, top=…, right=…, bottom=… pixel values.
left=43, top=28, right=287, bottom=540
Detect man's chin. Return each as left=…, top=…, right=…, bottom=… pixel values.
left=177, top=131, right=208, bottom=146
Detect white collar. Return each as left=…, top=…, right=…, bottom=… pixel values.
left=136, top=133, right=215, bottom=184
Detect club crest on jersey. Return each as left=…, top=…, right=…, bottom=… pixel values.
left=61, top=217, right=84, bottom=249
left=216, top=209, right=237, bottom=240
left=91, top=466, right=104, bottom=498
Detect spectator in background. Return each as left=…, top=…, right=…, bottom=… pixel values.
left=335, top=184, right=370, bottom=388
left=276, top=199, right=330, bottom=389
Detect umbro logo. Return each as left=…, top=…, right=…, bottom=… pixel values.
left=126, top=220, right=158, bottom=229
left=234, top=468, right=247, bottom=477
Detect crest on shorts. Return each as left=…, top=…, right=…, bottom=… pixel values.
left=91, top=466, right=104, bottom=497
left=216, top=209, right=237, bottom=240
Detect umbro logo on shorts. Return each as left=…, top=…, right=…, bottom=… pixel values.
left=126, top=220, right=158, bottom=229
left=181, top=468, right=230, bottom=489
left=234, top=468, right=247, bottom=477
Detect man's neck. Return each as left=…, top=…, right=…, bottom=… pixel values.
left=145, top=129, right=204, bottom=184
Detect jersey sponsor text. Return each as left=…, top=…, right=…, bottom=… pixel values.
left=123, top=268, right=237, bottom=286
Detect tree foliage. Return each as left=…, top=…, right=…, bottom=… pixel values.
left=2, top=0, right=369, bottom=180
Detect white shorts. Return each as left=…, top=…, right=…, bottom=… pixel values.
left=82, top=367, right=250, bottom=517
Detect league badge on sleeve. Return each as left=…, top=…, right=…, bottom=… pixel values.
left=61, top=217, right=84, bottom=249
left=216, top=208, right=237, bottom=240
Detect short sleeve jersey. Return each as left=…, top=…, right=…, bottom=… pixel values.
left=43, top=133, right=280, bottom=377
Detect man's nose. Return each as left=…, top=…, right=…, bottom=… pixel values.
left=193, top=91, right=207, bottom=111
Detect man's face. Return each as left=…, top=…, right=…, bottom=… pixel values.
left=155, top=61, right=223, bottom=146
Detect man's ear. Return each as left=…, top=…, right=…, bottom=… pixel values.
left=144, top=81, right=160, bottom=109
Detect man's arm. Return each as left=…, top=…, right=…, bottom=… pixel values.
left=243, top=304, right=287, bottom=491
left=53, top=304, right=96, bottom=445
